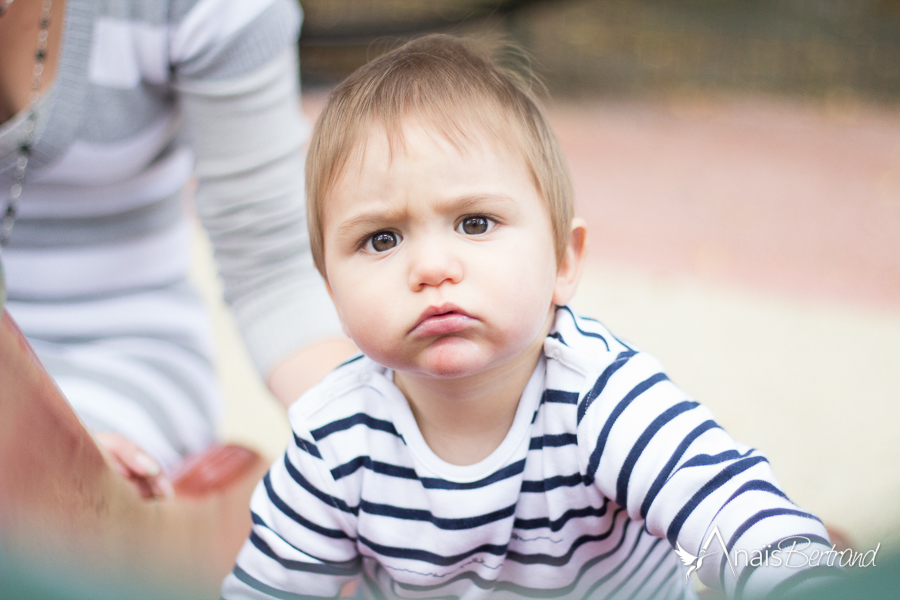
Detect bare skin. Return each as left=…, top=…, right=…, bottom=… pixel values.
left=0, top=0, right=65, bottom=122
left=267, top=338, right=358, bottom=410
left=392, top=311, right=552, bottom=465
left=322, top=123, right=588, bottom=467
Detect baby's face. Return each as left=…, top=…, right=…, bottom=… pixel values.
left=322, top=121, right=571, bottom=380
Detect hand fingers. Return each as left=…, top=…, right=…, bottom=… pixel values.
left=95, top=432, right=161, bottom=477
left=94, top=432, right=174, bottom=500
left=147, top=473, right=175, bottom=499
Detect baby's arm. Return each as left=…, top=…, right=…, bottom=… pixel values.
left=579, top=348, right=841, bottom=598
left=221, top=427, right=360, bottom=599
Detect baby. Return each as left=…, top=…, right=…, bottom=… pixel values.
left=222, top=35, right=838, bottom=599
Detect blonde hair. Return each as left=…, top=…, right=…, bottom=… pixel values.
left=306, top=34, right=574, bottom=276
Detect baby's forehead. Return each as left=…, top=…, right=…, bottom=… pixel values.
left=342, top=115, right=532, bottom=177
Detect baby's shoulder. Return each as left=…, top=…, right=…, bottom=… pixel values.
left=546, top=306, right=649, bottom=374
left=288, top=354, right=393, bottom=427
left=545, top=307, right=679, bottom=425
left=286, top=356, right=404, bottom=467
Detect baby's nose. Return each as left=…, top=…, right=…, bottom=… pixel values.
left=407, top=237, right=463, bottom=290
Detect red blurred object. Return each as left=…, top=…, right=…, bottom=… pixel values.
left=173, top=443, right=264, bottom=498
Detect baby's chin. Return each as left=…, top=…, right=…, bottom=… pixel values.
left=373, top=337, right=497, bottom=379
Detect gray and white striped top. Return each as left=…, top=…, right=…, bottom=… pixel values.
left=0, top=0, right=341, bottom=469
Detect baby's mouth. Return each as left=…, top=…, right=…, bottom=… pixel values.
left=411, top=304, right=475, bottom=336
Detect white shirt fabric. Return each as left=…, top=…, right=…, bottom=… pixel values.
left=223, top=307, right=838, bottom=599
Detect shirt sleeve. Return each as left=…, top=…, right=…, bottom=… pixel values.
left=222, top=424, right=361, bottom=598
left=171, top=0, right=343, bottom=377
left=576, top=347, right=842, bottom=598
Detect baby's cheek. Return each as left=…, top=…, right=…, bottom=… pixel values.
left=346, top=315, right=398, bottom=362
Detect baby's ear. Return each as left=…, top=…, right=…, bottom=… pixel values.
left=552, top=218, right=587, bottom=306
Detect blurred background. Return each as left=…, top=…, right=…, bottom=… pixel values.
left=199, top=0, right=900, bottom=569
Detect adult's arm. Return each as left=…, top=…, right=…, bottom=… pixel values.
left=171, top=0, right=353, bottom=407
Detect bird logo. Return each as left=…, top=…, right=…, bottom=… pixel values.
left=674, top=527, right=738, bottom=584
left=675, top=542, right=708, bottom=583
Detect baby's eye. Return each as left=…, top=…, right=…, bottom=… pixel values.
left=457, top=216, right=494, bottom=235
left=364, top=231, right=401, bottom=253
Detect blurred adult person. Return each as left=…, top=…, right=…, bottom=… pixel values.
left=0, top=0, right=353, bottom=498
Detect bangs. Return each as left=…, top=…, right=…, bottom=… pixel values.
left=306, top=35, right=573, bottom=276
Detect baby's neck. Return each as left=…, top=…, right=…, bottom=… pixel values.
left=393, top=344, right=544, bottom=466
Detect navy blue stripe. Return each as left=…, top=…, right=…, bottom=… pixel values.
left=666, top=455, right=769, bottom=545
left=359, top=533, right=508, bottom=566
left=558, top=305, right=611, bottom=350
left=542, top=389, right=579, bottom=405
left=248, top=531, right=360, bottom=576
left=360, top=499, right=516, bottom=530
left=513, top=497, right=609, bottom=531
left=329, top=455, right=525, bottom=490
left=310, top=412, right=401, bottom=441
left=644, top=564, right=678, bottom=600
left=613, top=336, right=635, bottom=352
left=360, top=508, right=626, bottom=569
left=394, top=569, right=495, bottom=593
left=529, top=433, right=578, bottom=450
left=577, top=349, right=636, bottom=425
left=609, top=536, right=665, bottom=600
left=393, top=512, right=631, bottom=596
left=292, top=433, right=322, bottom=459
left=232, top=565, right=327, bottom=600
left=282, top=453, right=358, bottom=515
left=261, top=473, right=351, bottom=540
left=724, top=480, right=789, bottom=507
left=330, top=455, right=419, bottom=481
left=640, top=419, right=720, bottom=519
left=498, top=510, right=629, bottom=567
left=336, top=353, right=364, bottom=368
left=713, top=480, right=792, bottom=581
left=581, top=525, right=647, bottom=599
left=678, top=448, right=755, bottom=470
left=547, top=331, right=568, bottom=346
left=584, top=373, right=670, bottom=484
left=627, top=542, right=675, bottom=600
left=571, top=310, right=602, bottom=324
left=616, top=400, right=699, bottom=507
left=508, top=514, right=629, bottom=593
left=419, top=458, right=526, bottom=490
left=520, top=472, right=583, bottom=493
left=726, top=510, right=824, bottom=554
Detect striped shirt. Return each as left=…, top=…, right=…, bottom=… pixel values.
left=0, top=0, right=341, bottom=469
left=223, top=307, right=838, bottom=599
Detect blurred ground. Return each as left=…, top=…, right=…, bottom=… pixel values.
left=195, top=89, right=900, bottom=553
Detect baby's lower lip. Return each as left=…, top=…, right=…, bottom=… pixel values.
left=413, top=313, right=474, bottom=336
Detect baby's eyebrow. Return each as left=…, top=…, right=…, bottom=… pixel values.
left=432, top=193, right=517, bottom=215
left=335, top=206, right=409, bottom=236
left=334, top=194, right=517, bottom=236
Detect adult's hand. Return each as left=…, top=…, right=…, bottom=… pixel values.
left=94, top=432, right=174, bottom=500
